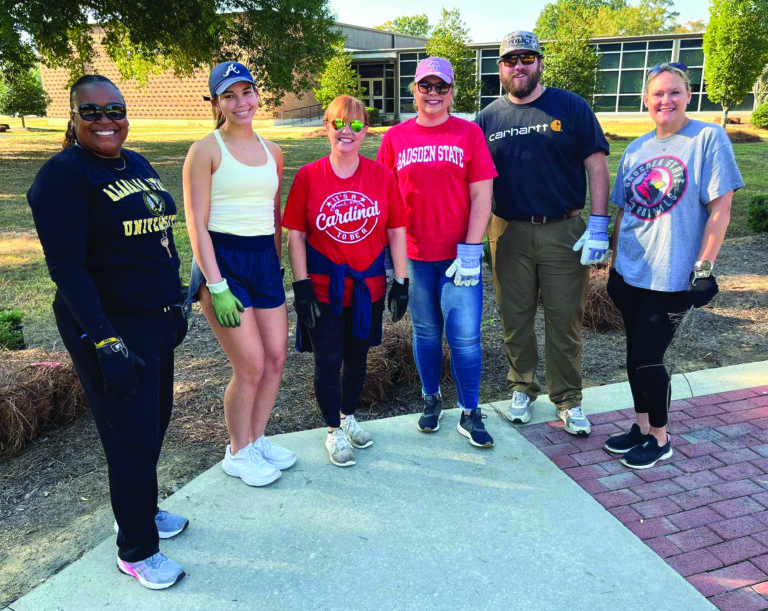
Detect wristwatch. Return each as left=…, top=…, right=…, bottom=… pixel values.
left=693, top=259, right=713, bottom=280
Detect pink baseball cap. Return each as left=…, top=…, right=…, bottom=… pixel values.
left=414, top=57, right=454, bottom=84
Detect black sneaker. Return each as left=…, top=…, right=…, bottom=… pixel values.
left=620, top=436, right=673, bottom=469
left=604, top=423, right=651, bottom=454
left=457, top=408, right=494, bottom=448
left=417, top=394, right=443, bottom=433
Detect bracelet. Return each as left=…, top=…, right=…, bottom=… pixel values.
left=206, top=278, right=229, bottom=294
left=94, top=336, right=120, bottom=348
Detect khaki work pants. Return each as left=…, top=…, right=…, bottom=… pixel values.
left=488, top=214, right=589, bottom=409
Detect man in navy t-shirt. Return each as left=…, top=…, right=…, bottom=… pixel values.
left=476, top=30, right=610, bottom=435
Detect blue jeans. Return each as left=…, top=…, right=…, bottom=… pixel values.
left=407, top=258, right=482, bottom=410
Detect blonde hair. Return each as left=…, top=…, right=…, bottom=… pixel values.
left=646, top=64, right=691, bottom=92
left=324, top=95, right=369, bottom=125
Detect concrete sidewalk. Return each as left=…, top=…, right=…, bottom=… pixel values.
left=10, top=365, right=761, bottom=610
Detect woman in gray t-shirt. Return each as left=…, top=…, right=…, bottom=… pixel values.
left=604, top=63, right=744, bottom=470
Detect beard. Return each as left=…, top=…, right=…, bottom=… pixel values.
left=501, top=63, right=543, bottom=99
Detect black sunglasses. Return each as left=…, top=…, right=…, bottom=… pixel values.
left=648, top=62, right=688, bottom=76
left=499, top=53, right=539, bottom=67
left=416, top=81, right=452, bottom=95
left=71, top=103, right=127, bottom=122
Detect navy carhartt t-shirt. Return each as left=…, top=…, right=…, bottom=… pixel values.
left=28, top=144, right=182, bottom=340
left=476, top=87, right=609, bottom=218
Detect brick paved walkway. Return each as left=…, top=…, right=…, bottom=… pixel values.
left=521, top=385, right=768, bottom=611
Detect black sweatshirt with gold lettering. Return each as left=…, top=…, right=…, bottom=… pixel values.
left=28, top=144, right=181, bottom=342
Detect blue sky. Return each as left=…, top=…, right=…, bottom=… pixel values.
left=328, top=0, right=709, bottom=43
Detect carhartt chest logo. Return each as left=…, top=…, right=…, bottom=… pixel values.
left=143, top=191, right=166, bottom=216
left=624, top=156, right=688, bottom=221
left=316, top=191, right=380, bottom=244
left=222, top=64, right=240, bottom=78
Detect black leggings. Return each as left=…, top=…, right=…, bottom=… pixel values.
left=612, top=274, right=689, bottom=428
left=307, top=299, right=384, bottom=428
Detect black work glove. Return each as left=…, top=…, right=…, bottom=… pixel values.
left=293, top=279, right=321, bottom=328
left=688, top=272, right=718, bottom=308
left=95, top=338, right=146, bottom=400
left=606, top=267, right=622, bottom=308
left=387, top=278, right=409, bottom=322
left=173, top=300, right=191, bottom=349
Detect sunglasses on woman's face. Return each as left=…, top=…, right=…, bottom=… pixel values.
left=416, top=81, right=451, bottom=95
left=648, top=62, right=688, bottom=76
left=328, top=118, right=366, bottom=133
left=499, top=53, right=538, bottom=68
left=71, top=103, right=127, bottom=121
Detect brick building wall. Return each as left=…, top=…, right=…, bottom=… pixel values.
left=40, top=27, right=318, bottom=121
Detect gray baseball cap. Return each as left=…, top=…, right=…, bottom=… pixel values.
left=499, top=31, right=541, bottom=59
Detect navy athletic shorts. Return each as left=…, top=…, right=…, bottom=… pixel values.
left=188, top=231, right=285, bottom=309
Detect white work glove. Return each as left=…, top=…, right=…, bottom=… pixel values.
left=573, top=214, right=610, bottom=265
left=383, top=246, right=393, bottom=283
left=445, top=243, right=483, bottom=286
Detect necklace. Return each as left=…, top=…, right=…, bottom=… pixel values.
left=114, top=154, right=127, bottom=171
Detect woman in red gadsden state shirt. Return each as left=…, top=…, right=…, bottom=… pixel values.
left=377, top=57, right=497, bottom=448
left=283, top=95, right=408, bottom=468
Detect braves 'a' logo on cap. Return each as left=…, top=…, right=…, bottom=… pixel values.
left=222, top=64, right=240, bottom=78
left=624, top=156, right=688, bottom=221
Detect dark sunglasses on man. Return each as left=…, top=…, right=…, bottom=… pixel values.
left=416, top=81, right=452, bottom=95
left=71, top=103, right=128, bottom=122
left=499, top=53, right=539, bottom=68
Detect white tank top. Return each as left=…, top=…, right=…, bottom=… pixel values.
left=208, top=130, right=279, bottom=236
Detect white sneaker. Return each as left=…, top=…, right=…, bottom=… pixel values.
left=222, top=444, right=280, bottom=486
left=340, top=414, right=373, bottom=448
left=252, top=435, right=296, bottom=470
left=326, top=429, right=356, bottom=467
left=505, top=391, right=532, bottom=424
left=558, top=406, right=592, bottom=436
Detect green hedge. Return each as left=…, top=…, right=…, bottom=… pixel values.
left=0, top=308, right=25, bottom=350
left=751, top=103, right=768, bottom=130
left=365, top=107, right=380, bottom=126
left=747, top=194, right=768, bottom=234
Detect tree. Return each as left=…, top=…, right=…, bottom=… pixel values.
left=754, top=64, right=768, bottom=107
left=0, top=67, right=50, bottom=128
left=540, top=8, right=602, bottom=107
left=313, top=42, right=366, bottom=109
left=426, top=9, right=478, bottom=114
left=676, top=19, right=708, bottom=33
left=0, top=0, right=342, bottom=110
left=704, top=0, right=768, bottom=126
left=374, top=15, right=431, bottom=38
left=535, top=0, right=679, bottom=39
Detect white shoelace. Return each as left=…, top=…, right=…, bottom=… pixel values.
left=331, top=430, right=352, bottom=451
left=569, top=407, right=585, bottom=419
left=511, top=391, right=529, bottom=407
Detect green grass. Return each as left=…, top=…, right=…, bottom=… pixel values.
left=1, top=121, right=766, bottom=347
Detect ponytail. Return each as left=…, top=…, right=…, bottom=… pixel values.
left=65, top=74, right=122, bottom=148
left=62, top=119, right=76, bottom=149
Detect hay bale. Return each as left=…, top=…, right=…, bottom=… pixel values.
left=360, top=315, right=451, bottom=404
left=583, top=264, right=624, bottom=332
left=0, top=348, right=87, bottom=458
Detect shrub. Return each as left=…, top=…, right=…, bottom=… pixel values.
left=751, top=103, right=768, bottom=129
left=0, top=308, right=24, bottom=350
left=747, top=194, right=768, bottom=234
left=365, top=107, right=380, bottom=126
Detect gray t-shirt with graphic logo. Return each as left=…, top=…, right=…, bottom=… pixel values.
left=611, top=120, right=743, bottom=292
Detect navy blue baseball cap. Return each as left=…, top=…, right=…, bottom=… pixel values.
left=208, top=62, right=256, bottom=97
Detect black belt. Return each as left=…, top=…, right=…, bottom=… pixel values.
left=506, top=212, right=577, bottom=224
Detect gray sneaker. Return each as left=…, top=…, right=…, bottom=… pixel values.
left=326, top=429, right=356, bottom=467
left=117, top=552, right=185, bottom=590
left=340, top=414, right=373, bottom=448
left=505, top=391, right=532, bottom=424
left=558, top=406, right=591, bottom=436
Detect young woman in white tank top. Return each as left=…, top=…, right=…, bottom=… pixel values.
left=183, top=62, right=294, bottom=487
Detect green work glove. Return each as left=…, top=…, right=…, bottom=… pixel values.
left=207, top=278, right=245, bottom=328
